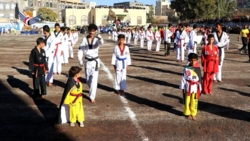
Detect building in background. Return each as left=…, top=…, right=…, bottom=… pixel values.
left=155, top=0, right=170, bottom=15
left=114, top=1, right=144, bottom=8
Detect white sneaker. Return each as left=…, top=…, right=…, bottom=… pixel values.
left=70, top=123, right=75, bottom=126
left=79, top=122, right=84, bottom=127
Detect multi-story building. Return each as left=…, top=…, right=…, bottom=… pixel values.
left=0, top=0, right=27, bottom=20
left=155, top=0, right=170, bottom=15
left=114, top=1, right=144, bottom=8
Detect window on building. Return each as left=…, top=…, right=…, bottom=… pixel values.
left=0, top=3, right=3, bottom=10
left=28, top=0, right=33, bottom=6
left=137, top=16, right=142, bottom=25
left=81, top=15, right=88, bottom=25
left=11, top=3, right=15, bottom=10
left=50, top=2, right=53, bottom=7
left=69, top=15, right=76, bottom=25
left=5, top=4, right=10, bottom=10
left=46, top=2, right=49, bottom=7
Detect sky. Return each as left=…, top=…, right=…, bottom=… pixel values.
left=84, top=0, right=159, bottom=6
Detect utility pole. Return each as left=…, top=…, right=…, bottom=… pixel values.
left=218, top=1, right=220, bottom=19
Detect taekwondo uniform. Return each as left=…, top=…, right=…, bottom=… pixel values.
left=111, top=45, right=131, bottom=91
left=164, top=28, right=173, bottom=56
left=180, top=65, right=202, bottom=117
left=68, top=32, right=74, bottom=58
left=213, top=31, right=228, bottom=81
left=62, top=33, right=69, bottom=64
left=73, top=31, right=79, bottom=46
left=108, top=31, right=111, bottom=39
left=188, top=30, right=197, bottom=54
left=29, top=47, right=48, bottom=97
left=51, top=31, right=63, bottom=74
left=126, top=31, right=132, bottom=44
left=133, top=31, right=139, bottom=45
left=201, top=45, right=219, bottom=94
left=174, top=30, right=189, bottom=61
left=146, top=30, right=154, bottom=51
left=139, top=30, right=145, bottom=48
left=155, top=31, right=161, bottom=52
left=226, top=34, right=230, bottom=50
left=78, top=35, right=104, bottom=101
left=43, top=34, right=55, bottom=84
left=113, top=31, right=118, bottom=41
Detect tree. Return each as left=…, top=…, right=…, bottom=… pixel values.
left=147, top=5, right=155, bottom=23
left=171, top=0, right=237, bottom=21
left=37, top=7, right=58, bottom=22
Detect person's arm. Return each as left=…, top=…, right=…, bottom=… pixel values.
left=201, top=47, right=205, bottom=67
left=97, top=34, right=104, bottom=45
left=238, top=30, right=241, bottom=41
left=111, top=47, right=116, bottom=71
left=29, top=50, right=34, bottom=74
left=78, top=38, right=85, bottom=67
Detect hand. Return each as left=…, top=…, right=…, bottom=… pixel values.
left=61, top=51, right=64, bottom=55
left=191, top=46, right=194, bottom=49
left=45, top=70, right=48, bottom=74
left=31, top=72, right=34, bottom=75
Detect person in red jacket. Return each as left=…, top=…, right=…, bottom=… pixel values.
left=201, top=34, right=219, bottom=95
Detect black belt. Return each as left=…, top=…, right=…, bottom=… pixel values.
left=85, top=56, right=99, bottom=71
left=218, top=46, right=225, bottom=65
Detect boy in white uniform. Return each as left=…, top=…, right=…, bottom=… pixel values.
left=139, top=28, right=145, bottom=48
left=155, top=27, right=162, bottom=52
left=111, top=34, right=131, bottom=96
left=146, top=25, right=154, bottom=51
left=133, top=29, right=139, bottom=45
left=67, top=28, right=74, bottom=59
left=78, top=24, right=104, bottom=103
left=61, top=27, right=69, bottom=65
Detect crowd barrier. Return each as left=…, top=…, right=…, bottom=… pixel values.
left=20, top=31, right=39, bottom=35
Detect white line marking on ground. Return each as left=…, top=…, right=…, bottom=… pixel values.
left=100, top=61, right=149, bottom=141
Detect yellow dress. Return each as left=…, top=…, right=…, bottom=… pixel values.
left=64, top=81, right=84, bottom=123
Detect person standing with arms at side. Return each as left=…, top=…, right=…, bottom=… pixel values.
left=51, top=23, right=64, bottom=75
left=213, top=22, right=228, bottom=82
left=67, top=28, right=74, bottom=59
left=188, top=24, right=198, bottom=55
left=43, top=25, right=55, bottom=87
left=78, top=24, right=104, bottom=103
left=139, top=27, right=145, bottom=48
left=146, top=25, right=154, bottom=51
left=155, top=26, right=162, bottom=53
left=238, top=25, right=249, bottom=54
left=29, top=37, right=48, bottom=100
left=61, top=27, right=69, bottom=66
left=164, top=24, right=173, bottom=57
left=174, top=23, right=189, bottom=62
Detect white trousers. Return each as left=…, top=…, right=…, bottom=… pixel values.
left=140, top=39, right=144, bottom=48
left=147, top=40, right=152, bottom=51
left=214, top=48, right=225, bottom=81
left=69, top=45, right=74, bottom=58
left=155, top=41, right=161, bottom=52
left=62, top=49, right=69, bottom=64
left=45, top=57, right=54, bottom=83
left=85, top=67, right=99, bottom=100
left=114, top=37, right=117, bottom=41
left=186, top=45, right=197, bottom=64
left=54, top=54, right=62, bottom=73
left=176, top=46, right=185, bottom=61
left=114, top=69, right=127, bottom=90
left=134, top=38, right=138, bottom=45
left=127, top=37, right=131, bottom=44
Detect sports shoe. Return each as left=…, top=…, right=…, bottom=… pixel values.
left=79, top=122, right=84, bottom=127
left=70, top=123, right=75, bottom=126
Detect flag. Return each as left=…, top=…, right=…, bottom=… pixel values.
left=19, top=11, right=41, bottom=25
left=15, top=3, right=19, bottom=19
left=19, top=11, right=26, bottom=23
left=29, top=15, right=41, bottom=25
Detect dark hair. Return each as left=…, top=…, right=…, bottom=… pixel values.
left=36, top=37, right=45, bottom=45
left=55, top=23, right=60, bottom=27
left=148, top=25, right=152, bottom=29
left=193, top=24, right=197, bottom=29
left=88, top=23, right=98, bottom=31
left=68, top=66, right=82, bottom=77
left=188, top=53, right=198, bottom=60
left=207, top=34, right=214, bottom=39
left=118, top=34, right=125, bottom=39
left=215, top=22, right=222, bottom=27
left=168, top=23, right=172, bottom=27
left=43, top=25, right=50, bottom=32
left=178, top=23, right=183, bottom=28
left=60, top=27, right=66, bottom=31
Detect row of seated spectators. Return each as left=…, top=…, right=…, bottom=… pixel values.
left=65, top=5, right=146, bottom=10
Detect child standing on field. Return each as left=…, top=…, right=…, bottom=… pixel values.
left=111, top=34, right=132, bottom=96
left=179, top=53, right=202, bottom=120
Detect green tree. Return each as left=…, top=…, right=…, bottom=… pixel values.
left=171, top=0, right=236, bottom=20
left=37, top=7, right=58, bottom=22
left=147, top=5, right=155, bottom=23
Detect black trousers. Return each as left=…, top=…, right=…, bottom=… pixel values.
left=164, top=41, right=171, bottom=56
left=33, top=74, right=46, bottom=97
left=240, top=37, right=248, bottom=53
left=248, top=43, right=250, bottom=60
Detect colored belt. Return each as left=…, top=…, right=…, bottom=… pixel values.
left=85, top=56, right=99, bottom=71
left=34, top=63, right=46, bottom=78
left=218, top=46, right=225, bottom=65
left=186, top=80, right=200, bottom=99
left=116, top=57, right=127, bottom=69
left=54, top=42, right=62, bottom=57
left=70, top=93, right=82, bottom=104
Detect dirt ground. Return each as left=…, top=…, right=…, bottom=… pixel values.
left=0, top=33, right=250, bottom=141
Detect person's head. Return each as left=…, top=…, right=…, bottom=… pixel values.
left=215, top=22, right=222, bottom=32
left=188, top=53, right=198, bottom=66
left=88, top=23, right=98, bottom=37
left=168, top=23, right=172, bottom=29
left=158, top=26, right=161, bottom=31
left=178, top=23, right=184, bottom=30
left=68, top=66, right=82, bottom=78
left=36, top=37, right=45, bottom=48
left=54, top=23, right=60, bottom=32
left=43, top=25, right=50, bottom=34
left=118, top=34, right=125, bottom=44
left=244, top=24, right=248, bottom=29
left=193, top=24, right=197, bottom=30
left=207, top=34, right=214, bottom=44
left=60, top=27, right=66, bottom=33
left=141, top=27, right=144, bottom=31
left=148, top=25, right=152, bottom=31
